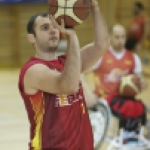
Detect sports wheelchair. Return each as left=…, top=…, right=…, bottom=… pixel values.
left=88, top=98, right=111, bottom=150
left=89, top=98, right=150, bottom=150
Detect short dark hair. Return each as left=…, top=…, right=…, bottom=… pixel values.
left=134, top=1, right=144, bottom=10
left=27, top=13, right=48, bottom=35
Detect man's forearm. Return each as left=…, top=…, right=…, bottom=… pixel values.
left=81, top=75, right=97, bottom=108
left=92, top=3, right=108, bottom=49
left=81, top=2, right=109, bottom=73
left=60, top=33, right=81, bottom=93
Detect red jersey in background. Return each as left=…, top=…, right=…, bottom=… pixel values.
left=94, top=49, right=135, bottom=97
left=129, top=14, right=147, bottom=40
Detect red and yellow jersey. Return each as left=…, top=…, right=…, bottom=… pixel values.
left=18, top=56, right=93, bottom=150
left=129, top=14, right=147, bottom=40
left=94, top=50, right=135, bottom=98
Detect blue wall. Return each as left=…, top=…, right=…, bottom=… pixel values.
left=0, top=0, right=47, bottom=4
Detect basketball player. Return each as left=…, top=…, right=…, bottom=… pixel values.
left=83, top=24, right=147, bottom=144
left=18, top=0, right=108, bottom=149
left=125, top=1, right=149, bottom=52
left=83, top=23, right=147, bottom=122
left=92, top=24, right=146, bottom=98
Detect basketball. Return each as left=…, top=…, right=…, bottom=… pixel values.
left=48, top=0, right=92, bottom=28
left=119, top=74, right=141, bottom=97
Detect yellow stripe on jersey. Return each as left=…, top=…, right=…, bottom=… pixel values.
left=30, top=92, right=45, bottom=150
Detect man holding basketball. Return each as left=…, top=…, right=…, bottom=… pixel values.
left=18, top=0, right=108, bottom=150
left=89, top=24, right=146, bottom=98
left=84, top=24, right=147, bottom=136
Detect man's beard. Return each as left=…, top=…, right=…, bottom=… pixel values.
left=39, top=42, right=59, bottom=53
left=42, top=45, right=58, bottom=53
left=47, top=41, right=60, bottom=52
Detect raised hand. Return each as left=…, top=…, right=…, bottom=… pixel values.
left=91, top=0, right=99, bottom=8
left=49, top=15, right=76, bottom=36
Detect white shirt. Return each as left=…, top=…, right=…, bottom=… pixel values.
left=93, top=47, right=142, bottom=74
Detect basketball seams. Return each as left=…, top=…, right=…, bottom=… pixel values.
left=120, top=75, right=139, bottom=96
left=49, top=5, right=91, bottom=9
left=126, top=76, right=139, bottom=93
left=64, top=0, right=79, bottom=27
left=48, top=0, right=91, bottom=27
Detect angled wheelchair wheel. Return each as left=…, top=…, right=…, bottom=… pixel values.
left=88, top=98, right=111, bottom=150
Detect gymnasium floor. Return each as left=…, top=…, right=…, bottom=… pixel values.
left=0, top=69, right=150, bottom=150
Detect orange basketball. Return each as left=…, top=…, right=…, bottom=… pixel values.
left=119, top=74, right=141, bottom=97
left=48, top=0, right=92, bottom=28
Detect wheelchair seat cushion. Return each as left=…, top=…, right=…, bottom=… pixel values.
left=106, top=94, right=146, bottom=130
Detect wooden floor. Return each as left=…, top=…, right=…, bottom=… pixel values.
left=0, top=69, right=150, bottom=150
left=0, top=70, right=29, bottom=150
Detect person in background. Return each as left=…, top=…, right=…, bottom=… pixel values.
left=83, top=24, right=147, bottom=143
left=92, top=24, right=146, bottom=98
left=125, top=1, right=149, bottom=53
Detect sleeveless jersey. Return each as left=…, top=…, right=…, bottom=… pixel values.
left=94, top=50, right=135, bottom=97
left=18, top=56, right=93, bottom=150
left=130, top=14, right=147, bottom=40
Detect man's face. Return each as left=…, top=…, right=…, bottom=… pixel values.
left=110, top=27, right=126, bottom=51
left=33, top=16, right=60, bottom=51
